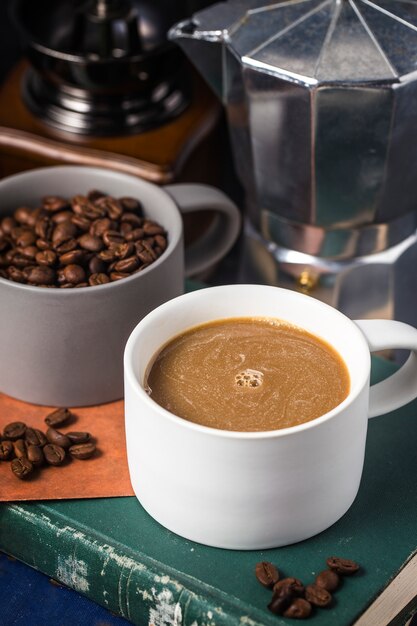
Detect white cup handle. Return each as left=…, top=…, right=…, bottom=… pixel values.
left=354, top=319, right=417, bottom=418
left=163, top=183, right=241, bottom=277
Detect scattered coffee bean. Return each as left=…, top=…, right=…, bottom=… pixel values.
left=3, top=421, right=26, bottom=440
left=268, top=585, right=294, bottom=615
left=11, top=457, right=33, bottom=479
left=1, top=407, right=100, bottom=480
left=315, top=569, right=340, bottom=591
left=25, top=427, right=48, bottom=447
left=43, top=444, right=66, bottom=466
left=13, top=439, right=27, bottom=458
left=27, top=445, right=44, bottom=467
left=255, top=561, right=280, bottom=588
left=0, top=440, right=13, bottom=460
left=256, top=557, right=362, bottom=620
left=326, top=556, right=360, bottom=575
left=45, top=408, right=72, bottom=428
left=283, top=598, right=312, bottom=619
left=69, top=442, right=96, bottom=460
left=46, top=427, right=71, bottom=449
left=0, top=191, right=167, bottom=288
left=273, top=577, right=304, bottom=596
left=66, top=432, right=91, bottom=444
left=305, top=584, right=332, bottom=607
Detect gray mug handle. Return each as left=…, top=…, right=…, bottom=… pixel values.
left=164, top=183, right=241, bottom=277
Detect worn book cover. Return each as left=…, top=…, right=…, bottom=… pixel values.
left=1, top=357, right=417, bottom=626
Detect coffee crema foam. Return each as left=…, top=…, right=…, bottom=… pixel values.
left=145, top=317, right=350, bottom=432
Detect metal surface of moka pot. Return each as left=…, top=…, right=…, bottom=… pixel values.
left=171, top=0, right=417, bottom=325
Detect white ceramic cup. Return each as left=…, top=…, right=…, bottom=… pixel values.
left=0, top=166, right=240, bottom=406
left=124, top=284, right=417, bottom=550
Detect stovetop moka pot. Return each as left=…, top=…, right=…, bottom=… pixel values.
left=171, top=0, right=417, bottom=324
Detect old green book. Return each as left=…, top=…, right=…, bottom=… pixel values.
left=1, top=357, right=417, bottom=626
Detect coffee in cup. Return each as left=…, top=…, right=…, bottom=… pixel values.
left=124, top=285, right=417, bottom=549
left=145, top=317, right=350, bottom=431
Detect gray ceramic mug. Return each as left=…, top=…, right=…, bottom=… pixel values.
left=0, top=166, right=240, bottom=406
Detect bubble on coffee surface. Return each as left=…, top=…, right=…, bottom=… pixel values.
left=235, top=369, right=264, bottom=388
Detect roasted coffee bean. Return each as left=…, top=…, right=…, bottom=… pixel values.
left=59, top=249, right=86, bottom=266
left=43, top=443, right=66, bottom=465
left=143, top=222, right=165, bottom=236
left=7, top=266, right=26, bottom=282
left=326, top=556, right=360, bottom=575
left=3, top=421, right=26, bottom=440
left=27, top=445, right=44, bottom=467
left=14, top=206, right=32, bottom=224
left=66, top=431, right=91, bottom=444
left=71, top=195, right=90, bottom=215
left=13, top=439, right=27, bottom=458
left=83, top=203, right=106, bottom=220
left=11, top=456, right=33, bottom=479
left=36, top=250, right=57, bottom=266
left=125, top=227, right=145, bottom=242
left=268, top=585, right=294, bottom=615
left=46, top=427, right=71, bottom=449
left=88, top=255, right=107, bottom=274
left=89, top=217, right=112, bottom=238
left=69, top=442, right=96, bottom=459
left=120, top=222, right=133, bottom=237
left=273, top=577, right=305, bottom=596
left=54, top=238, right=78, bottom=254
left=110, top=271, right=130, bottom=281
left=283, top=598, right=312, bottom=619
left=74, top=282, right=88, bottom=288
left=35, top=216, right=52, bottom=239
left=255, top=561, right=279, bottom=588
left=88, top=189, right=105, bottom=202
left=52, top=221, right=77, bottom=244
left=45, top=407, right=73, bottom=427
left=97, top=196, right=123, bottom=220
left=120, top=197, right=143, bottom=214
left=25, top=427, right=47, bottom=447
left=1, top=216, right=17, bottom=234
left=113, top=242, right=134, bottom=259
left=36, top=238, right=51, bottom=250
left=52, top=210, right=74, bottom=224
left=113, top=256, right=139, bottom=273
left=78, top=233, right=104, bottom=252
left=103, top=230, right=124, bottom=247
left=20, top=246, right=38, bottom=260
left=15, top=229, right=36, bottom=247
left=89, top=273, right=110, bottom=286
left=0, top=440, right=13, bottom=460
left=11, top=253, right=32, bottom=268
left=154, top=234, right=167, bottom=251
left=43, top=196, right=68, bottom=212
left=305, top=584, right=332, bottom=607
left=98, top=248, right=117, bottom=262
left=137, top=249, right=156, bottom=265
left=121, top=212, right=143, bottom=226
left=315, top=569, right=340, bottom=591
left=26, top=266, right=56, bottom=285
left=62, top=264, right=86, bottom=285
left=71, top=214, right=91, bottom=231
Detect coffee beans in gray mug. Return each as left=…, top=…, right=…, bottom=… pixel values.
left=0, top=190, right=168, bottom=288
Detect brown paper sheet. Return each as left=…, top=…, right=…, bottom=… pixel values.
left=0, top=393, right=134, bottom=501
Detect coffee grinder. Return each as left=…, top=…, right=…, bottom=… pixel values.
left=171, top=0, right=417, bottom=325
left=0, top=0, right=222, bottom=193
